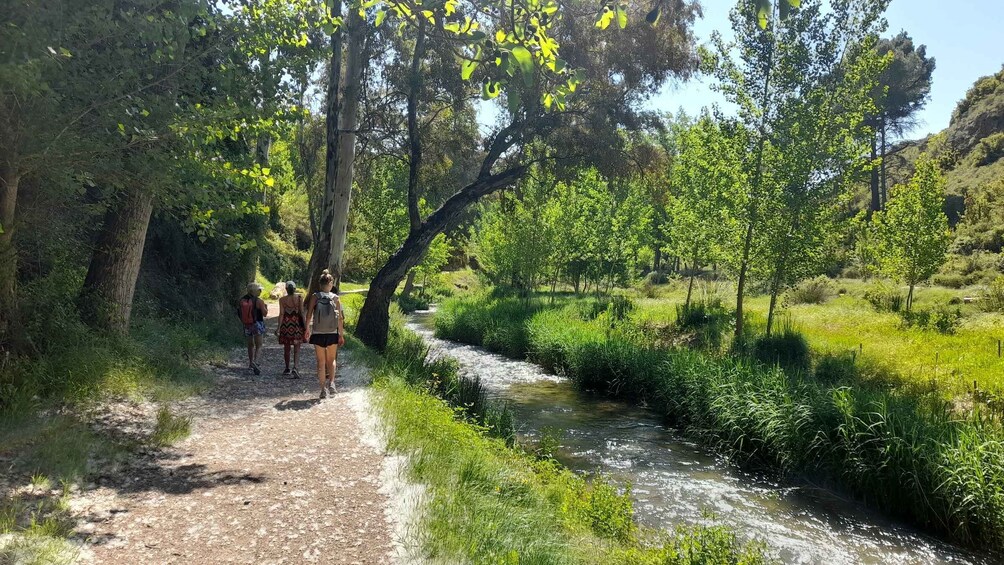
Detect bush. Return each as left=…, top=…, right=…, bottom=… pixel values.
left=981, top=276, right=1004, bottom=312
left=643, top=271, right=669, bottom=285
left=864, top=283, right=905, bottom=312
left=674, top=299, right=730, bottom=350
left=787, top=276, right=835, bottom=305
left=932, top=273, right=967, bottom=289
left=899, top=306, right=963, bottom=334
left=749, top=321, right=811, bottom=373
left=814, top=353, right=857, bottom=384
left=396, top=293, right=430, bottom=314
left=970, top=132, right=1004, bottom=166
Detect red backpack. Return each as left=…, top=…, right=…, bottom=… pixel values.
left=239, top=296, right=258, bottom=325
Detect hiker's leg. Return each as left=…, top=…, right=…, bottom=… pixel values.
left=283, top=343, right=291, bottom=370
left=292, top=342, right=300, bottom=370
left=324, top=345, right=337, bottom=384
left=314, top=345, right=326, bottom=390
left=246, top=335, right=255, bottom=367
left=253, top=333, right=264, bottom=363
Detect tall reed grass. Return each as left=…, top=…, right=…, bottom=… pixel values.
left=434, top=294, right=1004, bottom=552
left=374, top=320, right=774, bottom=564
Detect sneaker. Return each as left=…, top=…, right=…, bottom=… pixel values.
left=251, top=363, right=261, bottom=376
left=282, top=368, right=291, bottom=376
left=320, top=388, right=329, bottom=399
left=327, top=382, right=337, bottom=395
left=291, top=368, right=301, bottom=379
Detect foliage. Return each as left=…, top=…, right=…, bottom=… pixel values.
left=980, top=276, right=1004, bottom=313
left=862, top=282, right=905, bottom=312
left=674, top=299, right=731, bottom=350
left=375, top=322, right=773, bottom=564
left=863, top=158, right=951, bottom=309
left=435, top=294, right=1004, bottom=550
left=898, top=306, right=962, bottom=335
left=786, top=276, right=835, bottom=305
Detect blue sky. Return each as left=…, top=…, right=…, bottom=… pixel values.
left=648, top=0, right=1004, bottom=140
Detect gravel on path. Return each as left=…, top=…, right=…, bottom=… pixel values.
left=75, top=304, right=396, bottom=564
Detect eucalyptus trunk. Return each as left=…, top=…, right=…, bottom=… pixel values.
left=79, top=186, right=155, bottom=333
left=306, top=9, right=344, bottom=298
left=327, top=9, right=365, bottom=292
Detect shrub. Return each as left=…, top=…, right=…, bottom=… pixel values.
left=864, top=283, right=905, bottom=312
left=674, top=299, right=730, bottom=350
left=981, top=276, right=1004, bottom=312
left=643, top=270, right=669, bottom=285
left=396, top=293, right=430, bottom=314
left=932, top=273, right=967, bottom=289
left=749, top=320, right=811, bottom=373
left=899, top=306, right=963, bottom=334
left=814, top=353, right=857, bottom=384
left=787, top=276, right=835, bottom=305
left=970, top=132, right=1004, bottom=167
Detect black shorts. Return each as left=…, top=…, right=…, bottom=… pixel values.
left=309, top=333, right=340, bottom=347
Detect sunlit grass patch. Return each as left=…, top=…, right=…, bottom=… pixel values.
left=149, top=406, right=192, bottom=447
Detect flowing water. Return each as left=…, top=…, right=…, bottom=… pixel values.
left=407, top=309, right=994, bottom=565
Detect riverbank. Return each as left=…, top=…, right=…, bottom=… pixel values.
left=370, top=319, right=775, bottom=564
left=433, top=293, right=1004, bottom=554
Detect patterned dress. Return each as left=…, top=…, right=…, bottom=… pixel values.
left=277, top=295, right=306, bottom=345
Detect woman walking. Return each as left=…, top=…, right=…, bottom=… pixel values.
left=237, top=282, right=268, bottom=375
left=304, top=270, right=345, bottom=398
left=276, top=281, right=306, bottom=378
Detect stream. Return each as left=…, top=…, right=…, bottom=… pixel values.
left=407, top=309, right=993, bottom=565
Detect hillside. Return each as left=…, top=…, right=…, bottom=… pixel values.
left=883, top=66, right=1004, bottom=226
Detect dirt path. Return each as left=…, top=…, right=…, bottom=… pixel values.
left=75, top=304, right=395, bottom=564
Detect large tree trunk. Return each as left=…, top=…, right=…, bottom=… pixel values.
left=79, top=186, right=155, bottom=333
left=0, top=158, right=20, bottom=341
left=306, top=11, right=344, bottom=298
left=327, top=9, right=365, bottom=291
left=400, top=270, right=417, bottom=299
left=356, top=167, right=525, bottom=350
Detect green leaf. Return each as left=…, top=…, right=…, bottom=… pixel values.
left=481, top=81, right=501, bottom=100
left=787, top=0, right=800, bottom=7
left=510, top=46, right=534, bottom=86
left=755, top=0, right=770, bottom=29
left=461, top=47, right=481, bottom=81
left=616, top=5, right=627, bottom=29
left=507, top=89, right=522, bottom=113
left=375, top=9, right=386, bottom=27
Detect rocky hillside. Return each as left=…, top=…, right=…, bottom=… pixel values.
left=884, top=66, right=1004, bottom=227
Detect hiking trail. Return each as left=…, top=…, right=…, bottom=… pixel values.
left=74, top=304, right=399, bottom=564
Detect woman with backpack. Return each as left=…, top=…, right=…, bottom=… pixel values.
left=304, top=269, right=345, bottom=398
left=276, top=281, right=306, bottom=378
left=238, top=282, right=268, bottom=375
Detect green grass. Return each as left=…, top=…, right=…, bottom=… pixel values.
left=0, top=311, right=231, bottom=564
left=434, top=291, right=1004, bottom=551
left=626, top=278, right=1004, bottom=398
left=371, top=323, right=775, bottom=564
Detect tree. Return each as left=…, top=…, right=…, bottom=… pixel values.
left=868, top=32, right=935, bottom=211
left=353, top=0, right=700, bottom=349
left=667, top=115, right=743, bottom=307
left=866, top=157, right=950, bottom=311
left=707, top=0, right=888, bottom=339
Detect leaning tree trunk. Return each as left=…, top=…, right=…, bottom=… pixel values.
left=0, top=158, right=20, bottom=341
left=356, top=167, right=525, bottom=350
left=400, top=270, right=417, bottom=299
left=327, top=8, right=365, bottom=292
left=79, top=186, right=155, bottom=333
left=306, top=9, right=344, bottom=298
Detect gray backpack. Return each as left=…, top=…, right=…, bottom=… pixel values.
left=313, top=292, right=340, bottom=334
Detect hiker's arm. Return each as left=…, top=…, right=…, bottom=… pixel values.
left=337, top=299, right=346, bottom=345
left=303, top=295, right=315, bottom=338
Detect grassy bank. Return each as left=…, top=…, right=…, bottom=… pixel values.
left=1, top=312, right=231, bottom=562
left=371, top=319, right=774, bottom=564
left=434, top=293, right=1004, bottom=552
left=632, top=278, right=1004, bottom=397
